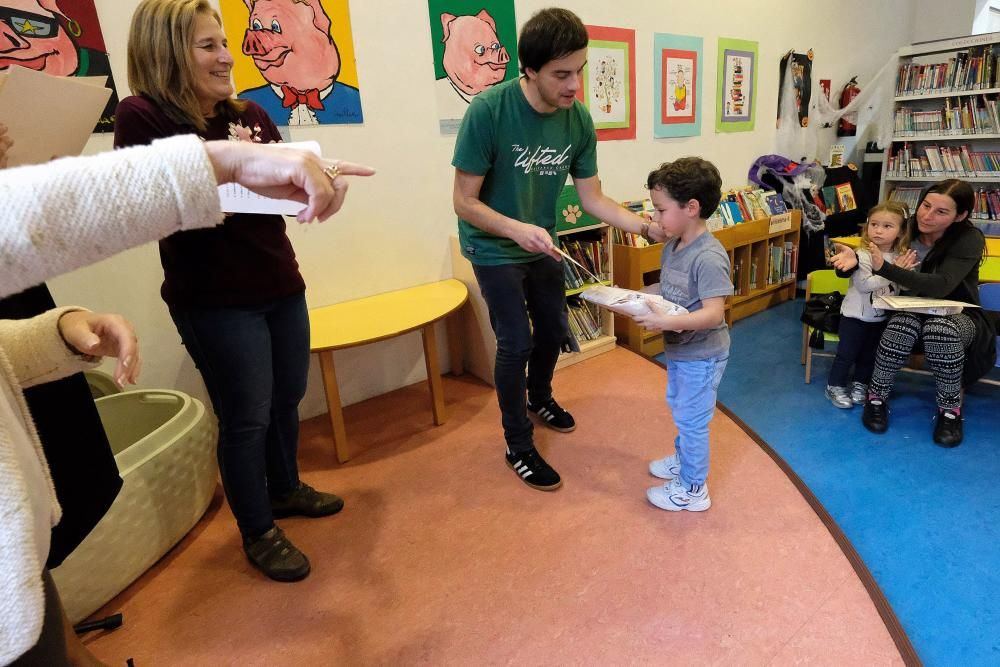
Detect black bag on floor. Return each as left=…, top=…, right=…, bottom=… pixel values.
left=800, top=292, right=843, bottom=349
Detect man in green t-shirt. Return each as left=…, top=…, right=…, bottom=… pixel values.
left=452, top=7, right=660, bottom=492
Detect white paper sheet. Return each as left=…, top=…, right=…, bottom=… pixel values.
left=217, top=141, right=322, bottom=215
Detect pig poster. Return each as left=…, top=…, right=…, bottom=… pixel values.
left=220, top=0, right=363, bottom=126
left=0, top=0, right=119, bottom=132
left=427, top=0, right=517, bottom=134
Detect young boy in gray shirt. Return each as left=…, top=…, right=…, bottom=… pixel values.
left=632, top=157, right=733, bottom=511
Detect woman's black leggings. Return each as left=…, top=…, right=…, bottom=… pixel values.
left=869, top=311, right=975, bottom=410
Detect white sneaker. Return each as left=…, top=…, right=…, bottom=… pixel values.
left=824, top=385, right=853, bottom=409
left=849, top=382, right=867, bottom=405
left=647, top=477, right=711, bottom=512
left=649, top=454, right=680, bottom=480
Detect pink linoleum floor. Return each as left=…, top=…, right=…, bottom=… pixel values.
left=82, top=348, right=904, bottom=665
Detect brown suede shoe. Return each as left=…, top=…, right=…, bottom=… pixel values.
left=243, top=526, right=310, bottom=582
left=270, top=482, right=345, bottom=518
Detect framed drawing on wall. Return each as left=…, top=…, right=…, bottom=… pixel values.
left=653, top=33, right=702, bottom=138
left=427, top=0, right=518, bottom=135
left=577, top=25, right=636, bottom=141
left=716, top=37, right=758, bottom=133
left=220, top=0, right=364, bottom=127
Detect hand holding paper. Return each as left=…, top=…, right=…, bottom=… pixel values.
left=580, top=285, right=687, bottom=319
left=210, top=140, right=376, bottom=222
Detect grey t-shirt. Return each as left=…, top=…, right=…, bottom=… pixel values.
left=659, top=231, right=733, bottom=361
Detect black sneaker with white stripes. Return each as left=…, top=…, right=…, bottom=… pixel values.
left=505, top=447, right=562, bottom=491
left=527, top=397, right=576, bottom=432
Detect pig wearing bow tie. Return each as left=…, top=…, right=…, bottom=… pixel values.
left=237, top=0, right=363, bottom=126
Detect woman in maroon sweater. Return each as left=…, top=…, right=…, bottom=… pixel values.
left=115, top=0, right=342, bottom=582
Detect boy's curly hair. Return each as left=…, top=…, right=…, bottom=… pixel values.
left=646, top=157, right=722, bottom=219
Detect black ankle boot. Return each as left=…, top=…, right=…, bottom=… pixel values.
left=933, top=409, right=963, bottom=448
left=862, top=398, right=889, bottom=434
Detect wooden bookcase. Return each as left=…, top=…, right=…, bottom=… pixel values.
left=612, top=209, right=802, bottom=356
left=555, top=222, right=617, bottom=372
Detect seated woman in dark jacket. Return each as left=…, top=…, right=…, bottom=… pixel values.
left=831, top=179, right=996, bottom=447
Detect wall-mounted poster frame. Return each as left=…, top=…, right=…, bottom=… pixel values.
left=715, top=37, right=758, bottom=133
left=578, top=24, right=636, bottom=141
left=654, top=33, right=702, bottom=138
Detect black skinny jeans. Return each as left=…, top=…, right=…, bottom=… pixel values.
left=473, top=257, right=568, bottom=453
left=828, top=316, right=886, bottom=388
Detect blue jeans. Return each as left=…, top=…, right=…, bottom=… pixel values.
left=472, top=257, right=568, bottom=453
left=664, top=354, right=729, bottom=486
left=170, top=292, right=310, bottom=540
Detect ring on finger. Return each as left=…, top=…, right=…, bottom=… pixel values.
left=323, top=164, right=341, bottom=181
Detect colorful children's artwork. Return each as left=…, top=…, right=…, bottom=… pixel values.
left=219, top=0, right=363, bottom=127
left=716, top=37, right=757, bottom=133
left=0, top=0, right=119, bottom=132
left=578, top=25, right=636, bottom=141
left=653, top=33, right=702, bottom=138
left=427, top=0, right=517, bottom=135
left=777, top=50, right=812, bottom=128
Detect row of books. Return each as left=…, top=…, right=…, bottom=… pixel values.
left=738, top=242, right=797, bottom=292
left=567, top=299, right=603, bottom=342
left=729, top=242, right=798, bottom=293
left=614, top=199, right=655, bottom=247
left=560, top=238, right=608, bottom=290
left=707, top=188, right=787, bottom=230
left=892, top=96, right=1000, bottom=136
left=886, top=143, right=1000, bottom=177
left=615, top=188, right=788, bottom=243
left=895, top=47, right=997, bottom=96
left=892, top=183, right=1000, bottom=221
left=887, top=186, right=922, bottom=213
left=971, top=187, right=1000, bottom=220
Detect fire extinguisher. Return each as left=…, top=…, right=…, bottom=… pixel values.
left=837, top=76, right=860, bottom=136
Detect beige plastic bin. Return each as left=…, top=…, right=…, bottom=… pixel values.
left=52, top=389, right=217, bottom=623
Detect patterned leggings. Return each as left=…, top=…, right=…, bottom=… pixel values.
left=869, top=311, right=975, bottom=409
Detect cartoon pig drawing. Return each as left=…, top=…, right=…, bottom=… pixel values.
left=441, top=10, right=508, bottom=100
left=0, top=0, right=119, bottom=130
left=435, top=9, right=509, bottom=132
left=0, top=0, right=77, bottom=75
left=237, top=0, right=362, bottom=126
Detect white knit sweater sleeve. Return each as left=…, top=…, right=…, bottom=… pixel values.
left=0, top=135, right=224, bottom=300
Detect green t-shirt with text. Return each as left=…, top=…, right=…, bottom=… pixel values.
left=452, top=78, right=598, bottom=265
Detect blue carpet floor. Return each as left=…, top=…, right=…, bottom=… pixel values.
left=657, top=299, right=1000, bottom=666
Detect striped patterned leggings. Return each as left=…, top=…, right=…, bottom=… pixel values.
left=869, top=311, right=975, bottom=409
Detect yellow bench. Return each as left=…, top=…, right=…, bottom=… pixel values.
left=309, top=279, right=469, bottom=462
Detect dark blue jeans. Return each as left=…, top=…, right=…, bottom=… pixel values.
left=828, top=316, right=886, bottom=388
left=473, top=257, right=568, bottom=453
left=170, top=292, right=310, bottom=540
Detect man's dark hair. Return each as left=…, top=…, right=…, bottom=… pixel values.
left=646, top=157, right=723, bottom=219
left=518, top=8, right=588, bottom=74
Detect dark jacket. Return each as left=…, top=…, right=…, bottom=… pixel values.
left=874, top=222, right=997, bottom=385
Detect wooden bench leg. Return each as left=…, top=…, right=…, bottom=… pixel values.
left=422, top=323, right=447, bottom=426
left=445, top=308, right=465, bottom=376
left=318, top=350, right=350, bottom=463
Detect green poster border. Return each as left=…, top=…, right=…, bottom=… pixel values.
left=715, top=37, right=758, bottom=133
left=582, top=39, right=631, bottom=130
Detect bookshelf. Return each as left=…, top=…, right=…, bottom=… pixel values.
left=881, top=32, right=1000, bottom=235
left=612, top=209, right=801, bottom=356
left=449, top=186, right=616, bottom=386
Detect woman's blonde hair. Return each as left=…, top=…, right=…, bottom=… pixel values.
left=862, top=200, right=911, bottom=253
left=127, top=0, right=244, bottom=131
